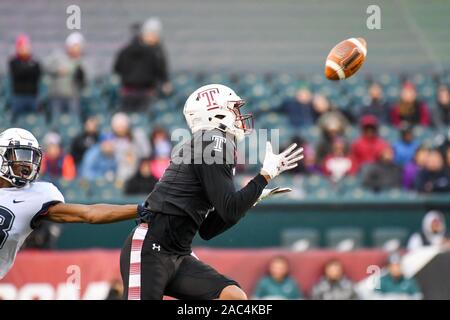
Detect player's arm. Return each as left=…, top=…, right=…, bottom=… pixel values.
left=198, top=189, right=292, bottom=240
left=199, top=210, right=233, bottom=240
left=195, top=161, right=267, bottom=226
left=43, top=203, right=138, bottom=224
left=195, top=142, right=302, bottom=226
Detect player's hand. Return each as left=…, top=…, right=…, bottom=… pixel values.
left=136, top=202, right=152, bottom=223
left=261, top=142, right=303, bottom=180
left=253, top=187, right=292, bottom=206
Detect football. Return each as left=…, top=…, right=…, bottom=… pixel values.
left=324, top=37, right=367, bottom=80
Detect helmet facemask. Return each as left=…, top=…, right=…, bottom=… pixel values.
left=0, top=145, right=42, bottom=187
left=227, top=100, right=254, bottom=140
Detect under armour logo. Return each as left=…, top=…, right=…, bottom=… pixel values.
left=152, top=243, right=161, bottom=252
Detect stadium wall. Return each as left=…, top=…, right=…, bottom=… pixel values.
left=0, top=248, right=387, bottom=299
left=55, top=199, right=450, bottom=249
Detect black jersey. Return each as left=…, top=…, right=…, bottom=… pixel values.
left=142, top=128, right=267, bottom=254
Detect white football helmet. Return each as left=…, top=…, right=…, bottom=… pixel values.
left=183, top=84, right=253, bottom=141
left=0, top=128, right=42, bottom=188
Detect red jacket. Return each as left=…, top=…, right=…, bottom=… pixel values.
left=350, top=136, right=389, bottom=172
left=390, top=102, right=430, bottom=127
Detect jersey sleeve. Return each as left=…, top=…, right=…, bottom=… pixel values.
left=198, top=210, right=234, bottom=240
left=195, top=163, right=267, bottom=225
left=40, top=182, right=65, bottom=206
left=193, top=130, right=267, bottom=225
left=30, top=182, right=65, bottom=228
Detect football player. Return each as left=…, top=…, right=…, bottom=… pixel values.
left=120, top=84, right=303, bottom=300
left=0, top=128, right=142, bottom=279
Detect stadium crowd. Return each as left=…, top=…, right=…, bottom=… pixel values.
left=4, top=22, right=450, bottom=199
left=3, top=15, right=450, bottom=301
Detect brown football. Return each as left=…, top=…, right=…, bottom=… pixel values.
left=324, top=37, right=367, bottom=81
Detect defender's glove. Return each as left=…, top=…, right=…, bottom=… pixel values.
left=253, top=187, right=292, bottom=206
left=261, top=142, right=304, bottom=179
left=136, top=202, right=152, bottom=224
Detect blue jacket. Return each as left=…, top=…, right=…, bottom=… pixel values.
left=280, top=99, right=315, bottom=127
left=81, top=144, right=117, bottom=180
left=393, top=140, right=420, bottom=166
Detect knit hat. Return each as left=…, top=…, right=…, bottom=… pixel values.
left=15, top=33, right=30, bottom=52
left=65, top=32, right=85, bottom=47
left=141, top=17, right=162, bottom=35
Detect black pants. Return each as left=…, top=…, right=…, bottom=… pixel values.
left=120, top=223, right=238, bottom=300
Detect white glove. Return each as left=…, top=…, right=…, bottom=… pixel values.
left=261, top=142, right=304, bottom=179
left=253, top=187, right=292, bottom=206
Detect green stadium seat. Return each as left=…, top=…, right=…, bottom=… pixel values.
left=129, top=113, right=150, bottom=129
left=57, top=179, right=89, bottom=202
left=372, top=227, right=409, bottom=251
left=326, top=227, right=364, bottom=251
left=281, top=228, right=320, bottom=251
left=386, top=86, right=400, bottom=102
left=335, top=176, right=359, bottom=195
left=299, top=126, right=320, bottom=143
left=314, top=187, right=331, bottom=199
left=303, top=175, right=331, bottom=196
left=14, top=114, right=47, bottom=139
left=91, top=179, right=123, bottom=201
left=349, top=187, right=376, bottom=200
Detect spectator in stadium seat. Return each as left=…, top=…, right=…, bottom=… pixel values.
left=315, top=107, right=349, bottom=164
left=278, top=86, right=315, bottom=127
left=107, top=112, right=151, bottom=183
left=350, top=115, right=389, bottom=172
left=362, top=146, right=402, bottom=192
left=80, top=135, right=117, bottom=182
left=375, top=254, right=422, bottom=300
left=124, top=159, right=158, bottom=195
left=284, top=136, right=319, bottom=175
left=390, top=82, right=430, bottom=128
left=150, top=126, right=172, bottom=159
left=312, top=93, right=349, bottom=125
left=358, top=82, right=391, bottom=124
left=322, top=138, right=355, bottom=182
left=402, top=146, right=429, bottom=190
left=8, top=34, right=41, bottom=123
left=434, top=128, right=450, bottom=157
left=40, top=132, right=76, bottom=182
left=311, top=259, right=357, bottom=300
left=45, top=32, right=86, bottom=123
left=415, top=149, right=450, bottom=193
left=148, top=127, right=171, bottom=179
left=407, top=210, right=450, bottom=251
left=70, top=116, right=99, bottom=166
left=113, top=17, right=171, bottom=112
left=432, top=85, right=450, bottom=128
left=253, top=256, right=303, bottom=300
left=392, top=123, right=420, bottom=166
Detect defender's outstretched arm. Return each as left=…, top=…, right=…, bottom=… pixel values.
left=44, top=203, right=138, bottom=224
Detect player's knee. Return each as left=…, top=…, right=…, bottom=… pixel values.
left=219, top=285, right=248, bottom=300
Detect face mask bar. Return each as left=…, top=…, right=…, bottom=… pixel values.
left=227, top=100, right=254, bottom=134
left=1, top=146, right=42, bottom=187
